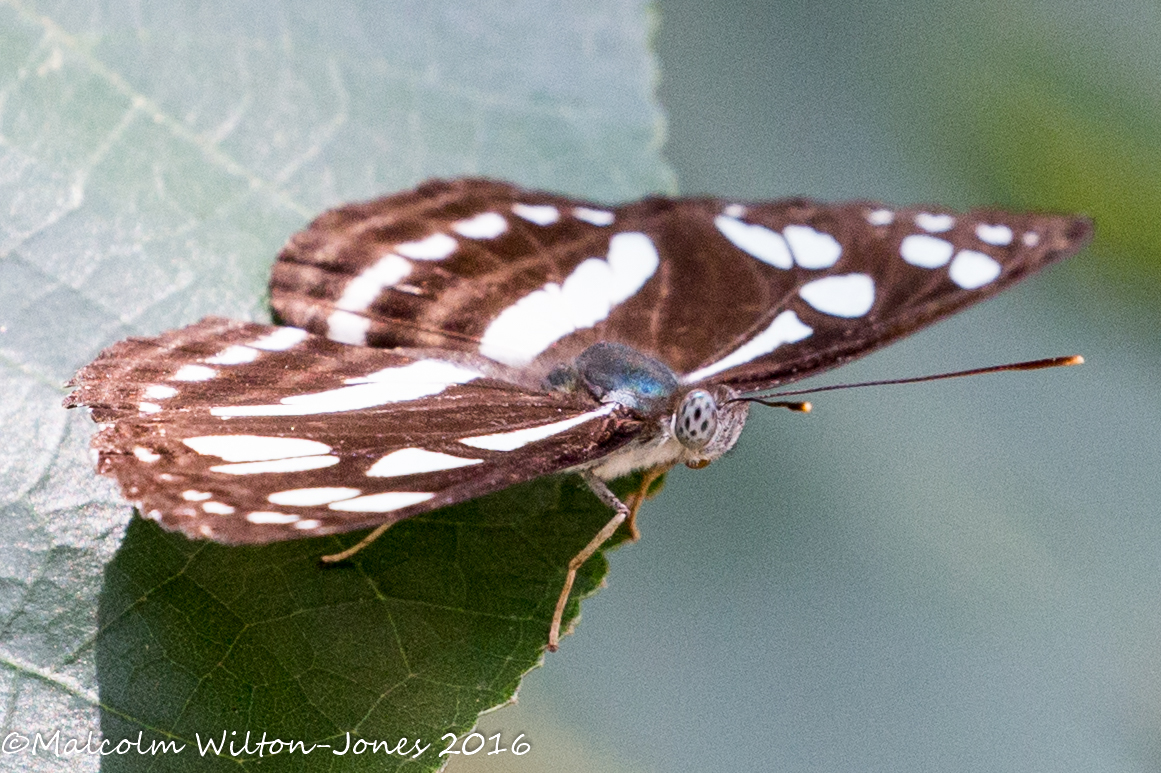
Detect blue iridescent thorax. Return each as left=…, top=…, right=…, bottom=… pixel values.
left=546, top=342, right=678, bottom=415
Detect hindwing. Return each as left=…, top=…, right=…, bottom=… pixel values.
left=66, top=317, right=641, bottom=544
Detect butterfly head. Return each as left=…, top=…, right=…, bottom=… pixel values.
left=563, top=341, right=750, bottom=476
left=674, top=390, right=717, bottom=451
left=671, top=384, right=749, bottom=470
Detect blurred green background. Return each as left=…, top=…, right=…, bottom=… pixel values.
left=456, top=1, right=1161, bottom=771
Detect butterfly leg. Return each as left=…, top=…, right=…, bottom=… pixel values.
left=549, top=471, right=630, bottom=651
left=624, top=464, right=671, bottom=541
left=319, top=522, right=393, bottom=564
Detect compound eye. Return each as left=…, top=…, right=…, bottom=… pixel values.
left=674, top=389, right=718, bottom=451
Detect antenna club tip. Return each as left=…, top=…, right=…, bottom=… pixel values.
left=800, top=402, right=813, bottom=413
left=1067, top=355, right=1084, bottom=366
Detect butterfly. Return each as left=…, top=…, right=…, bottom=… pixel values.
left=65, top=178, right=1091, bottom=649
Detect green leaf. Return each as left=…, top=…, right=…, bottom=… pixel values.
left=98, top=477, right=631, bottom=770
left=0, top=1, right=669, bottom=770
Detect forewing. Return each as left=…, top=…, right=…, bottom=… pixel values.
left=271, top=178, right=632, bottom=369
left=65, top=318, right=640, bottom=544
left=671, top=202, right=1092, bottom=392
left=270, top=179, right=1090, bottom=391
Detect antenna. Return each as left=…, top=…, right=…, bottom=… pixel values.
left=738, top=355, right=1083, bottom=407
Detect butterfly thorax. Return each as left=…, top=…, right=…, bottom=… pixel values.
left=553, top=342, right=750, bottom=479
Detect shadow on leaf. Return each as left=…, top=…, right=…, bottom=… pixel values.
left=96, top=473, right=642, bottom=771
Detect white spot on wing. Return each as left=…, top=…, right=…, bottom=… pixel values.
left=783, top=225, right=842, bottom=269
left=342, top=360, right=480, bottom=385
left=395, top=233, right=457, bottom=260
left=182, top=490, right=212, bottom=501
left=183, top=435, right=332, bottom=462
left=205, top=346, right=259, bottom=365
left=682, top=310, right=813, bottom=384
left=915, top=212, right=955, bottom=232
left=900, top=234, right=954, bottom=268
left=326, top=309, right=371, bottom=345
left=133, top=446, right=161, bottom=463
left=799, top=274, right=875, bottom=318
left=453, top=212, right=508, bottom=239
left=714, top=215, right=792, bottom=269
left=367, top=448, right=484, bottom=477
left=460, top=404, right=616, bottom=451
left=599, top=231, right=658, bottom=294
left=294, top=519, right=321, bottom=530
left=328, top=491, right=435, bottom=513
left=1022, top=231, right=1040, bottom=246
left=975, top=223, right=1013, bottom=246
left=203, top=501, right=235, bottom=515
left=334, top=254, right=411, bottom=313
left=145, top=385, right=178, bottom=399
left=867, top=208, right=894, bottom=226
left=949, top=250, right=1002, bottom=289
left=138, top=402, right=161, bottom=414
left=210, top=360, right=483, bottom=417
left=723, top=204, right=746, bottom=218
left=250, top=327, right=308, bottom=351
left=247, top=511, right=300, bottom=524
left=268, top=487, right=361, bottom=506
left=210, top=456, right=339, bottom=475
left=172, top=364, right=215, bottom=382
left=512, top=203, right=559, bottom=225
left=573, top=207, right=615, bottom=226
left=478, top=232, right=660, bottom=366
